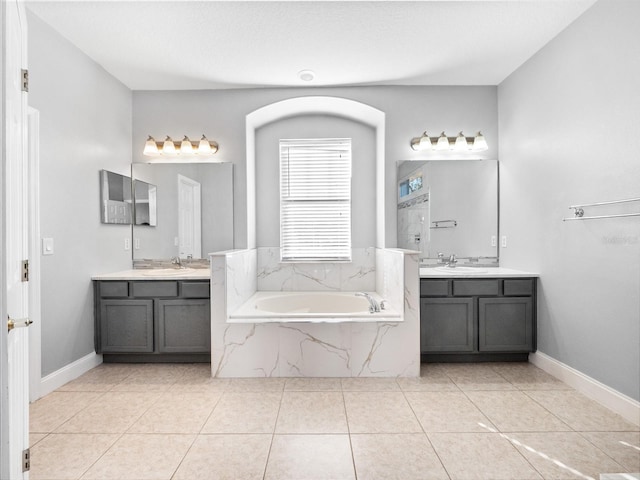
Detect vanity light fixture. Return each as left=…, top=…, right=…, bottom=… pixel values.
left=410, top=131, right=489, bottom=153
left=143, top=134, right=219, bottom=156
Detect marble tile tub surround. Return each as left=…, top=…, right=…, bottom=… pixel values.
left=210, top=249, right=420, bottom=377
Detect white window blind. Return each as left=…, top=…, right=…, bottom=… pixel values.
left=280, top=138, right=352, bottom=262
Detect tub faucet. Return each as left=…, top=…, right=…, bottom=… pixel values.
left=356, top=292, right=380, bottom=314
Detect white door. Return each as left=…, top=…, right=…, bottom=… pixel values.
left=2, top=0, right=31, bottom=478
left=177, top=174, right=201, bottom=258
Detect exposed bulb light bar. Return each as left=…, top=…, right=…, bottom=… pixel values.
left=143, top=134, right=219, bottom=156
left=410, top=130, right=488, bottom=153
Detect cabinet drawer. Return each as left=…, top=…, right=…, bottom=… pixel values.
left=453, top=280, right=499, bottom=296
left=131, top=281, right=178, bottom=297
left=503, top=279, right=534, bottom=296
left=99, top=281, right=128, bottom=297
left=420, top=280, right=449, bottom=296
left=181, top=281, right=210, bottom=298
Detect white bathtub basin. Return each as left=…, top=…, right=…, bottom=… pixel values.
left=434, top=266, right=488, bottom=274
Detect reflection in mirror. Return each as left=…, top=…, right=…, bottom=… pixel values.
left=100, top=170, right=132, bottom=224
left=131, top=163, right=233, bottom=260
left=397, top=160, right=498, bottom=263
left=133, top=180, right=157, bottom=226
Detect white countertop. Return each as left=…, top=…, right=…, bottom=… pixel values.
left=92, top=268, right=211, bottom=280
left=420, top=267, right=539, bottom=278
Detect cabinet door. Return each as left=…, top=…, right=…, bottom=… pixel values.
left=157, top=299, right=211, bottom=353
left=100, top=300, right=154, bottom=353
left=421, top=297, right=474, bottom=353
left=479, top=297, right=533, bottom=352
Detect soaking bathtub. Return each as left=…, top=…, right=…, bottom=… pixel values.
left=228, top=291, right=402, bottom=323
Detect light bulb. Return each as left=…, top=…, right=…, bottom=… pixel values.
left=418, top=132, right=432, bottom=151
left=162, top=136, right=176, bottom=154
left=143, top=135, right=159, bottom=156
left=180, top=136, right=194, bottom=155
left=435, top=132, right=450, bottom=151
left=454, top=132, right=469, bottom=151
left=473, top=131, right=488, bottom=151
left=198, top=135, right=212, bottom=155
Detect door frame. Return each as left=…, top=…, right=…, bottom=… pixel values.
left=28, top=107, right=41, bottom=402
left=177, top=174, right=201, bottom=258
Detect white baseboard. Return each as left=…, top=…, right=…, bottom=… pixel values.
left=529, top=352, right=640, bottom=426
left=37, top=352, right=103, bottom=399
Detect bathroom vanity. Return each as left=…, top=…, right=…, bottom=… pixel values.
left=419, top=268, right=538, bottom=362
left=92, top=270, right=211, bottom=362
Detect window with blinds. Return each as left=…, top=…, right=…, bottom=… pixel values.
left=280, top=138, right=352, bottom=262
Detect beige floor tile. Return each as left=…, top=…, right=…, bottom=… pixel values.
left=397, top=374, right=459, bottom=392
left=265, top=434, right=355, bottom=480
left=276, top=391, right=348, bottom=433
left=108, top=364, right=186, bottom=392
left=466, top=390, right=572, bottom=432
left=429, top=432, right=543, bottom=480
left=582, top=431, right=640, bottom=472
left=405, top=391, right=495, bottom=433
left=490, top=363, right=572, bottom=390
left=526, top=390, right=639, bottom=432
left=440, top=363, right=516, bottom=391
left=29, top=433, right=47, bottom=447
left=80, top=433, right=194, bottom=480
left=341, top=377, right=400, bottom=391
left=344, top=391, right=422, bottom=433
left=56, top=364, right=133, bottom=392
left=201, top=391, right=282, bottom=433
left=55, top=391, right=160, bottom=433
left=30, top=433, right=119, bottom=480
left=226, top=377, right=286, bottom=392
left=30, top=392, right=103, bottom=433
left=285, top=377, right=342, bottom=391
left=168, top=366, right=230, bottom=393
left=127, top=391, right=221, bottom=433
left=351, top=433, right=449, bottom=480
left=173, top=434, right=272, bottom=480
left=509, top=432, right=628, bottom=479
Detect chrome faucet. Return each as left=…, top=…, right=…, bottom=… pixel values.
left=447, top=254, right=457, bottom=267
left=170, top=256, right=183, bottom=268
left=356, top=292, right=380, bottom=313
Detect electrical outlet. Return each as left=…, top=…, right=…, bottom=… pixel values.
left=491, top=235, right=497, bottom=247
left=174, top=237, right=179, bottom=246
left=134, top=238, right=140, bottom=250
left=501, top=235, right=508, bottom=248
left=124, top=238, right=130, bottom=250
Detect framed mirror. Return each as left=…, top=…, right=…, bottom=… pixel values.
left=131, top=162, right=234, bottom=260
left=100, top=170, right=132, bottom=224
left=397, top=160, right=499, bottom=262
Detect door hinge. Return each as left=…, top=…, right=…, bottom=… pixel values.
left=22, top=259, right=29, bottom=282
left=22, top=448, right=30, bottom=472
left=21, top=69, right=29, bottom=92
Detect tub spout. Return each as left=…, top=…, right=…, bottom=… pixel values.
left=355, top=292, right=380, bottom=313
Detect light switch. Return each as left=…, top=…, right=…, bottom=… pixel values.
left=42, top=237, right=54, bottom=256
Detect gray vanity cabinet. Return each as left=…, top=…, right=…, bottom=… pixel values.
left=94, top=279, right=211, bottom=361
left=420, top=277, right=536, bottom=361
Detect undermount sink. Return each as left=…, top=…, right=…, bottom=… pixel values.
left=140, top=268, right=200, bottom=276
left=434, top=266, right=488, bottom=274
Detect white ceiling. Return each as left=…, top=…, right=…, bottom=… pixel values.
left=26, top=0, right=597, bottom=90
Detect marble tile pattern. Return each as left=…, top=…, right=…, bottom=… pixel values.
left=210, top=248, right=420, bottom=377
left=29, top=362, right=640, bottom=480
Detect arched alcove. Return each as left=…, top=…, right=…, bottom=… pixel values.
left=245, top=96, right=386, bottom=249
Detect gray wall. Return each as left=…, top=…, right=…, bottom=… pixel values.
left=28, top=12, right=132, bottom=376
left=498, top=0, right=640, bottom=400
left=133, top=86, right=498, bottom=249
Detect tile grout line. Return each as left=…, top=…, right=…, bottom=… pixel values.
left=261, top=382, right=285, bottom=480
left=342, top=379, right=358, bottom=480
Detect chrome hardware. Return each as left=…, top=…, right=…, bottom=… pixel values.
left=380, top=300, right=388, bottom=310
left=355, top=292, right=381, bottom=313
left=170, top=256, right=183, bottom=268
left=8, top=316, right=33, bottom=332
